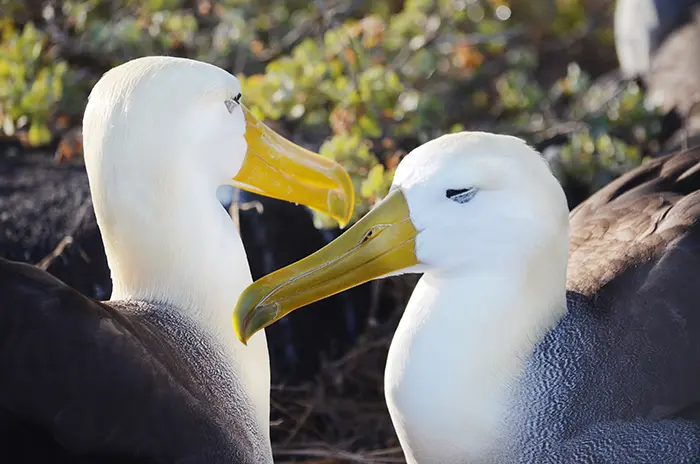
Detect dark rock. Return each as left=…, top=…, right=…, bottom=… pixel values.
left=0, top=149, right=111, bottom=300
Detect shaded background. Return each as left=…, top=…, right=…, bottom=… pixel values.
left=1, top=0, right=698, bottom=461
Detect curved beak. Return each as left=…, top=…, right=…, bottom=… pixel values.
left=231, top=106, right=354, bottom=227
left=233, top=188, right=419, bottom=345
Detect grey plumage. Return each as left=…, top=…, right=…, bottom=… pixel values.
left=0, top=258, right=268, bottom=463
left=501, top=147, right=700, bottom=463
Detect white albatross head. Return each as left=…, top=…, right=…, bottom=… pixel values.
left=233, top=131, right=570, bottom=343
left=82, top=56, right=354, bottom=312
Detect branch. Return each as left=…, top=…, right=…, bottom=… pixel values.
left=273, top=446, right=405, bottom=463
left=255, top=0, right=366, bottom=62
left=35, top=196, right=92, bottom=270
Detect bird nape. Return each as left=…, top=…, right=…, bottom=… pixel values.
left=235, top=131, right=700, bottom=463
left=0, top=55, right=354, bottom=464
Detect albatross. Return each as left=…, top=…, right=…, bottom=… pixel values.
left=0, top=56, right=353, bottom=463
left=615, top=0, right=700, bottom=144
left=234, top=131, right=700, bottom=463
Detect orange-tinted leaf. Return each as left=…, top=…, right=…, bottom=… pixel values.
left=330, top=106, right=355, bottom=135
left=250, top=39, right=265, bottom=56
left=453, top=41, right=484, bottom=70
left=343, top=48, right=357, bottom=67
left=197, top=0, right=212, bottom=16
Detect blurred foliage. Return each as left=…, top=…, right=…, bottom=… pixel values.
left=0, top=0, right=666, bottom=227
left=0, top=20, right=67, bottom=145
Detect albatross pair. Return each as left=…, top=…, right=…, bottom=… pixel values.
left=235, top=132, right=700, bottom=463
left=0, top=56, right=354, bottom=462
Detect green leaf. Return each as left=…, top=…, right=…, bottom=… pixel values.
left=27, top=122, right=51, bottom=146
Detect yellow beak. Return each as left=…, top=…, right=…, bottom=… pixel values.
left=233, top=188, right=419, bottom=344
left=232, top=106, right=354, bottom=227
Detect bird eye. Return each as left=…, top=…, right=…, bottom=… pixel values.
left=224, top=93, right=242, bottom=113
left=446, top=188, right=476, bottom=204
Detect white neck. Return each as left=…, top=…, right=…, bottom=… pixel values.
left=90, top=171, right=271, bottom=441
left=384, top=251, right=567, bottom=463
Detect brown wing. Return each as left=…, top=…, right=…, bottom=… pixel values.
left=578, top=0, right=700, bottom=295
left=567, top=144, right=700, bottom=297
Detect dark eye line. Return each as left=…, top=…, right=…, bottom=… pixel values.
left=446, top=188, right=470, bottom=198
left=446, top=187, right=477, bottom=204
left=224, top=93, right=243, bottom=114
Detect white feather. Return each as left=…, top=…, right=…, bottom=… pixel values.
left=82, top=56, right=271, bottom=459
left=383, top=132, right=570, bottom=463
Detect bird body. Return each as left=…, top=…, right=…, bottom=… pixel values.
left=615, top=0, right=700, bottom=145
left=0, top=56, right=353, bottom=462
left=1, top=259, right=266, bottom=463
left=614, top=0, right=700, bottom=79
left=235, top=132, right=700, bottom=463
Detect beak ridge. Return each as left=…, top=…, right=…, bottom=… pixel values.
left=233, top=188, right=419, bottom=344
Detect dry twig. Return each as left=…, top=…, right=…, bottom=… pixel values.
left=35, top=197, right=92, bottom=270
